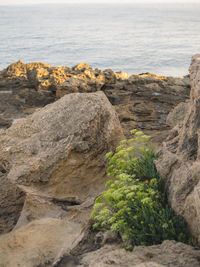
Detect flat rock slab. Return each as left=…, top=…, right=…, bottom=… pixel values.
left=0, top=217, right=85, bottom=267
left=75, top=241, right=200, bottom=267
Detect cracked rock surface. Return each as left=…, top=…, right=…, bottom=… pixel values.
left=0, top=91, right=123, bottom=263
left=156, top=54, right=200, bottom=243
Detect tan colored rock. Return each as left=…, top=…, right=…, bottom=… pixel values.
left=0, top=60, right=191, bottom=235
left=0, top=217, right=85, bottom=267
left=0, top=91, right=124, bottom=265
left=166, top=101, right=190, bottom=128
left=0, top=91, right=123, bottom=233
left=115, top=71, right=130, bottom=80
left=0, top=61, right=190, bottom=145
left=73, top=63, right=90, bottom=72
left=62, top=240, right=200, bottom=267
left=0, top=61, right=191, bottom=234
left=1, top=91, right=123, bottom=204
left=5, top=60, right=27, bottom=78
left=156, top=54, right=200, bottom=243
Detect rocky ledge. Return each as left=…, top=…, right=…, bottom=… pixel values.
left=0, top=60, right=190, bottom=144
left=0, top=59, right=199, bottom=267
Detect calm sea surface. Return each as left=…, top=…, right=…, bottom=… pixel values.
left=0, top=3, right=200, bottom=76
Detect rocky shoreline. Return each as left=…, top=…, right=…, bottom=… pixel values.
left=0, top=59, right=199, bottom=266
left=0, top=60, right=190, bottom=143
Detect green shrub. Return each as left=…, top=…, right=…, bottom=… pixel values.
left=91, top=130, right=192, bottom=248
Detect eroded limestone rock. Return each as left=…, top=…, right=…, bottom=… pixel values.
left=0, top=171, right=25, bottom=234
left=166, top=101, right=190, bottom=128
left=0, top=217, right=85, bottom=267
left=0, top=61, right=190, bottom=144
left=57, top=240, right=200, bottom=267
left=156, top=54, right=200, bottom=243
left=0, top=91, right=124, bottom=266
left=1, top=92, right=123, bottom=204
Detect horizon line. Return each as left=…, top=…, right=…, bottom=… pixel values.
left=0, top=1, right=199, bottom=5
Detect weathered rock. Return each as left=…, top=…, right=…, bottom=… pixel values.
left=104, top=74, right=190, bottom=144
left=0, top=217, right=85, bottom=267
left=0, top=171, right=25, bottom=234
left=0, top=91, right=123, bottom=238
left=0, top=116, right=12, bottom=128
left=57, top=240, right=200, bottom=267
left=1, top=91, right=123, bottom=203
left=0, top=91, right=124, bottom=265
left=166, top=101, right=190, bottom=128
left=0, top=61, right=55, bottom=126
left=0, top=61, right=190, bottom=145
left=0, top=61, right=190, bottom=235
left=156, top=54, right=200, bottom=243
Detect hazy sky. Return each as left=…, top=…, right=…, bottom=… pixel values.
left=0, top=0, right=199, bottom=5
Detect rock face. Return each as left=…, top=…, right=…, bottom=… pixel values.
left=166, top=101, right=190, bottom=128
left=0, top=91, right=124, bottom=266
left=0, top=217, right=85, bottom=267
left=57, top=240, right=200, bottom=267
left=0, top=61, right=190, bottom=144
left=0, top=171, right=25, bottom=234
left=0, top=60, right=198, bottom=266
left=156, top=54, right=200, bottom=243
left=0, top=61, right=190, bottom=235
left=2, top=91, right=123, bottom=203
left=0, top=91, right=123, bottom=239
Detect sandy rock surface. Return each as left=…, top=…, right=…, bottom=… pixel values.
left=0, top=91, right=123, bottom=239
left=57, top=240, right=200, bottom=267
left=156, top=54, right=200, bottom=243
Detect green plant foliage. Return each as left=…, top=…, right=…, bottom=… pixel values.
left=91, top=130, right=192, bottom=247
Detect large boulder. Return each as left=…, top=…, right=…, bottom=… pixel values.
left=0, top=91, right=124, bottom=265
left=156, top=54, right=200, bottom=243
left=1, top=91, right=123, bottom=204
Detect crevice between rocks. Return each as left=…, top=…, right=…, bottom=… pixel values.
left=52, top=198, right=81, bottom=211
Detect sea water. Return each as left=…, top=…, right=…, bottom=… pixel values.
left=0, top=3, right=200, bottom=76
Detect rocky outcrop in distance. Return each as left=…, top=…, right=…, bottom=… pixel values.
left=0, top=60, right=190, bottom=144
left=156, top=54, right=200, bottom=244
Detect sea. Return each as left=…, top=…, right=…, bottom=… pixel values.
left=0, top=3, right=200, bottom=77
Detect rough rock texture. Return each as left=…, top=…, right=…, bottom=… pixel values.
left=0, top=61, right=190, bottom=235
left=103, top=74, right=190, bottom=144
left=1, top=61, right=198, bottom=266
left=0, top=217, right=86, bottom=267
left=166, top=101, right=190, bottom=128
left=0, top=61, right=190, bottom=144
left=2, top=91, right=123, bottom=203
left=57, top=241, right=200, bottom=267
left=0, top=171, right=25, bottom=234
left=156, top=54, right=200, bottom=243
left=0, top=91, right=124, bottom=266
left=0, top=91, right=123, bottom=237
